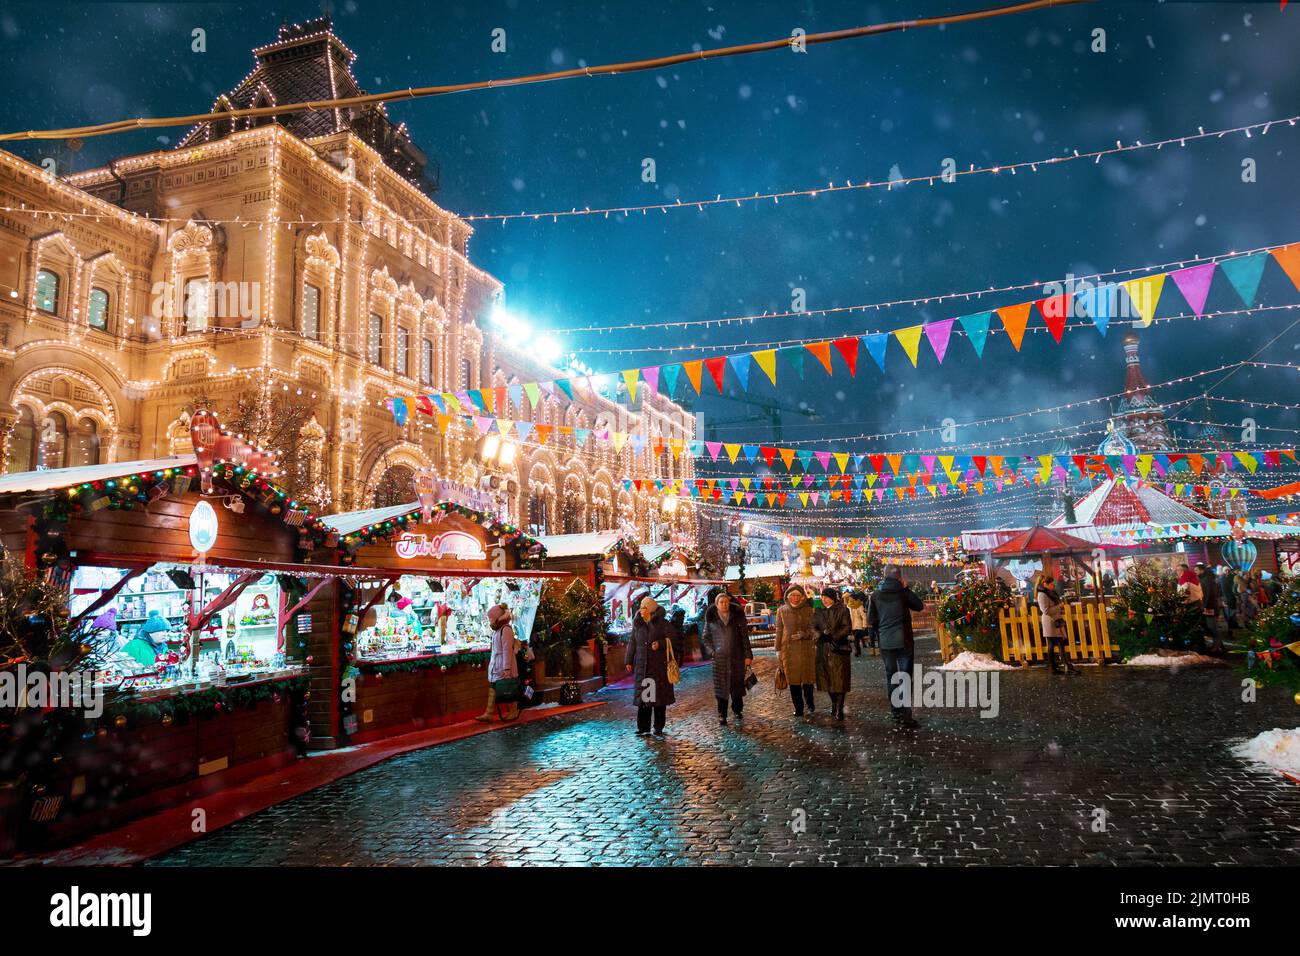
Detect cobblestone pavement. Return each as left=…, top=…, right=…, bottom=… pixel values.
left=149, top=637, right=1300, bottom=866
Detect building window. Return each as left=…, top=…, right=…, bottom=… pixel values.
left=461, top=358, right=472, bottom=389
left=368, top=313, right=383, bottom=366
left=184, top=277, right=209, bottom=332
left=87, top=287, right=110, bottom=331
left=34, top=269, right=59, bottom=314
left=7, top=406, right=36, bottom=473
left=396, top=327, right=410, bottom=377
left=421, top=339, right=433, bottom=385
left=39, top=411, right=69, bottom=470
left=301, top=283, right=320, bottom=340
left=68, top=418, right=100, bottom=467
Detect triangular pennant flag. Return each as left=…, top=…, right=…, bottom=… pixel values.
left=523, top=382, right=541, bottom=410
left=1170, top=262, right=1216, bottom=317
left=957, top=312, right=991, bottom=357
left=1272, top=242, right=1300, bottom=292
left=1219, top=252, right=1268, bottom=307
left=780, top=346, right=806, bottom=380
left=554, top=379, right=575, bottom=402
left=640, top=367, right=660, bottom=397
left=728, top=353, right=752, bottom=391
left=1076, top=284, right=1115, bottom=337
left=752, top=350, right=777, bottom=386
left=1121, top=273, right=1165, bottom=328
left=704, top=356, right=728, bottom=392
left=388, top=397, right=409, bottom=426
left=893, top=325, right=924, bottom=367
left=997, top=303, right=1032, bottom=351
left=724, top=443, right=742, bottom=464
left=706, top=441, right=723, bottom=461
left=780, top=448, right=796, bottom=470
left=923, top=319, right=955, bottom=363
left=805, top=341, right=834, bottom=376
left=622, top=369, right=640, bottom=402
left=760, top=446, right=777, bottom=468
left=682, top=360, right=704, bottom=394
left=507, top=383, right=523, bottom=410
left=832, top=338, right=859, bottom=377
left=660, top=363, right=682, bottom=398
left=1035, top=293, right=1071, bottom=343
left=861, top=333, right=889, bottom=372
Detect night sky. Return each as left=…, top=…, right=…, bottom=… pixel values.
left=2, top=1, right=1297, bottom=536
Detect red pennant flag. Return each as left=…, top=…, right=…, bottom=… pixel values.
left=1035, top=293, right=1071, bottom=343
left=704, top=356, right=728, bottom=392
left=760, top=446, right=777, bottom=467
left=972, top=456, right=987, bottom=476
left=832, top=337, right=859, bottom=377
left=869, top=454, right=885, bottom=474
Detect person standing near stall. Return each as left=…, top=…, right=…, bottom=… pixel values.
left=870, top=566, right=926, bottom=727
left=774, top=584, right=817, bottom=717
left=814, top=587, right=853, bottom=720
left=477, top=603, right=521, bottom=722
left=1037, top=573, right=1079, bottom=676
left=626, top=597, right=676, bottom=736
left=705, top=591, right=753, bottom=726
left=846, top=591, right=869, bottom=657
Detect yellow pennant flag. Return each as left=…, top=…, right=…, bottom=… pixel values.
left=1121, top=273, right=1166, bottom=327
left=1234, top=451, right=1258, bottom=473
left=669, top=439, right=684, bottom=458
left=867, top=473, right=878, bottom=488
left=752, top=349, right=778, bottom=386
left=725, top=443, right=742, bottom=464
left=435, top=414, right=451, bottom=434
left=497, top=420, right=513, bottom=437
left=1137, top=455, right=1153, bottom=479
left=799, top=493, right=810, bottom=508
left=622, top=369, right=640, bottom=402
left=927, top=483, right=938, bottom=497
left=612, top=431, right=628, bottom=452
left=834, top=452, right=849, bottom=474
left=893, top=324, right=924, bottom=367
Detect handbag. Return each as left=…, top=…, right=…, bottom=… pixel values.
left=774, top=664, right=789, bottom=690
left=744, top=668, right=759, bottom=691
left=493, top=677, right=522, bottom=702
left=665, top=635, right=681, bottom=684
left=559, top=681, right=582, bottom=705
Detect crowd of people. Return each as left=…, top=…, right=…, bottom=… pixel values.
left=1176, top=560, right=1281, bottom=654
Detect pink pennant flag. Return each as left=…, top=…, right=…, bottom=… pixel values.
left=815, top=451, right=832, bottom=471
left=641, top=366, right=660, bottom=396
left=924, top=319, right=955, bottom=364
left=706, top=441, right=723, bottom=461
left=1170, top=262, right=1216, bottom=317
left=874, top=488, right=884, bottom=502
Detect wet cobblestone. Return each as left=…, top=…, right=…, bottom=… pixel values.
left=149, top=639, right=1300, bottom=866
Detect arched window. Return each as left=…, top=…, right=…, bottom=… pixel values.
left=87, top=287, right=110, bottom=331
left=421, top=339, right=434, bottom=385
left=39, top=411, right=69, bottom=470
left=368, top=313, right=384, bottom=366
left=372, top=465, right=415, bottom=508
left=34, top=270, right=60, bottom=314
left=7, top=407, right=36, bottom=473
left=527, top=490, right=550, bottom=535
left=396, top=327, right=410, bottom=377
left=301, top=283, right=321, bottom=340
left=184, top=277, right=209, bottom=332
left=68, top=418, right=100, bottom=468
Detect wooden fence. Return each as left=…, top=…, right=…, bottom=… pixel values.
left=936, top=600, right=1114, bottom=665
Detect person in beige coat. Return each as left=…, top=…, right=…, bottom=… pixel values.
left=775, top=584, right=817, bottom=717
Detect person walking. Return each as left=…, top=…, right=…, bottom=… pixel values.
left=476, top=603, right=522, bottom=722
left=869, top=566, right=926, bottom=727
left=1235, top=572, right=1257, bottom=626
left=705, top=592, right=753, bottom=726
left=774, top=584, right=817, bottom=717
left=814, top=587, right=853, bottom=720
left=1197, top=562, right=1226, bottom=655
left=626, top=596, right=676, bottom=736
left=1218, top=565, right=1237, bottom=632
left=847, top=591, right=869, bottom=657
left=1036, top=573, right=1079, bottom=675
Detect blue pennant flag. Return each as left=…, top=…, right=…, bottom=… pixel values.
left=957, top=312, right=992, bottom=357
left=861, top=333, right=889, bottom=372
left=1220, top=252, right=1268, bottom=308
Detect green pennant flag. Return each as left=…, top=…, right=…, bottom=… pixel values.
left=780, top=346, right=805, bottom=379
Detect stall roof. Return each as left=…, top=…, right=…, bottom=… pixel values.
left=320, top=500, right=422, bottom=536
left=0, top=456, right=197, bottom=496
left=639, top=542, right=673, bottom=564
left=535, top=531, right=627, bottom=559
left=988, top=525, right=1098, bottom=557
left=724, top=561, right=788, bottom=581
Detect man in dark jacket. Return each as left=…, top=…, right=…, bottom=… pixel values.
left=1196, top=562, right=1225, bottom=654
left=868, top=565, right=925, bottom=728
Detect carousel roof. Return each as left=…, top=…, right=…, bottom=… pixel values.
left=0, top=456, right=197, bottom=496
left=987, top=524, right=1098, bottom=557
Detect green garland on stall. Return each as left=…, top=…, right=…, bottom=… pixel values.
left=102, top=674, right=310, bottom=727
left=358, top=650, right=491, bottom=676
left=336, top=499, right=546, bottom=567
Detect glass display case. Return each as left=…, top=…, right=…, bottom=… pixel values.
left=353, top=574, right=543, bottom=663
left=69, top=563, right=302, bottom=697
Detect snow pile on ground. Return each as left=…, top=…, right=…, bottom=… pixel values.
left=941, top=651, right=1019, bottom=671
left=1125, top=650, right=1220, bottom=667
left=1232, top=728, right=1300, bottom=775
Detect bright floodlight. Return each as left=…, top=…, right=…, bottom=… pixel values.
left=482, top=434, right=501, bottom=461
left=534, top=335, right=563, bottom=365
left=498, top=440, right=518, bottom=467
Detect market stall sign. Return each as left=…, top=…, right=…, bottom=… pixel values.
left=395, top=530, right=486, bottom=561
left=189, top=500, right=219, bottom=554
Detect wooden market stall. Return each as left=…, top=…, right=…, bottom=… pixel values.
left=0, top=430, right=335, bottom=852
left=320, top=484, right=566, bottom=744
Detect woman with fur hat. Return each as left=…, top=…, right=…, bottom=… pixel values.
left=814, top=586, right=853, bottom=720
left=626, top=596, right=676, bottom=736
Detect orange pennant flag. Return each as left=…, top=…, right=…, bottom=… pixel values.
left=1272, top=242, right=1300, bottom=292
left=682, top=360, right=704, bottom=394
left=805, top=341, right=834, bottom=376
left=997, top=303, right=1033, bottom=351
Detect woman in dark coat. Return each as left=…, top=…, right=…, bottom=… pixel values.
left=625, top=597, right=676, bottom=736
left=814, top=587, right=853, bottom=720
left=705, top=591, right=753, bottom=726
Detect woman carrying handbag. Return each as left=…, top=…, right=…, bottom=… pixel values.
left=478, top=603, right=524, bottom=721
left=774, top=584, right=817, bottom=718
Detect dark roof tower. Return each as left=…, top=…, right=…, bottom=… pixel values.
left=1113, top=333, right=1174, bottom=452
left=177, top=16, right=436, bottom=193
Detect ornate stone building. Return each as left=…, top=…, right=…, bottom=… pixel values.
left=0, top=18, right=695, bottom=541
left=1112, top=333, right=1175, bottom=452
